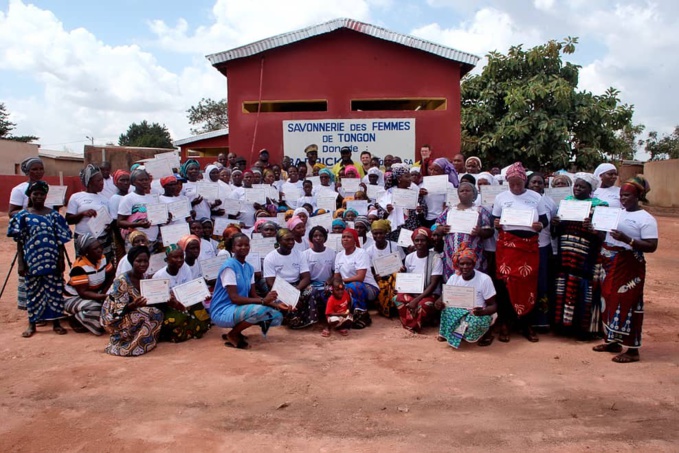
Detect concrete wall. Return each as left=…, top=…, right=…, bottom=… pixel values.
left=644, top=159, right=679, bottom=207
left=41, top=156, right=84, bottom=177
left=84, top=145, right=177, bottom=172
left=0, top=139, right=39, bottom=175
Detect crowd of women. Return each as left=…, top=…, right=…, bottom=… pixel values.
left=7, top=148, right=658, bottom=363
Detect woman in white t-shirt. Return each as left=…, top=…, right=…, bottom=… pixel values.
left=435, top=244, right=497, bottom=349
left=592, top=163, right=621, bottom=208
left=364, top=218, right=404, bottom=318
left=333, top=228, right=378, bottom=329
left=117, top=169, right=162, bottom=252
left=394, top=227, right=443, bottom=333
left=491, top=162, right=548, bottom=343
left=594, top=176, right=658, bottom=364
left=303, top=225, right=336, bottom=326
left=263, top=228, right=315, bottom=329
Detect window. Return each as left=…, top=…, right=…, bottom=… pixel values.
left=351, top=98, right=446, bottom=111
left=243, top=100, right=327, bottom=113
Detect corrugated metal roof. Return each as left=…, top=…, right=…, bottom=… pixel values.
left=173, top=128, right=229, bottom=146
left=206, top=18, right=479, bottom=71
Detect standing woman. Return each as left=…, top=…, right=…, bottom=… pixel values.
left=117, top=169, right=161, bottom=251
left=593, top=163, right=621, bottom=208
left=491, top=162, right=548, bottom=343
left=101, top=246, right=164, bottom=356
left=180, top=159, right=212, bottom=220
left=594, top=176, right=657, bottom=363
left=302, top=225, right=337, bottom=329
left=365, top=219, right=404, bottom=318
left=7, top=181, right=72, bottom=337
left=333, top=228, right=379, bottom=328
left=551, top=173, right=607, bottom=339
left=108, top=170, right=131, bottom=264
left=376, top=164, right=424, bottom=239
left=287, top=216, right=309, bottom=253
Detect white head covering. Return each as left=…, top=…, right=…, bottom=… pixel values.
left=363, top=167, right=385, bottom=186
left=410, top=166, right=421, bottom=174
left=476, top=171, right=498, bottom=186
left=593, top=163, right=617, bottom=179
left=204, top=164, right=219, bottom=182
left=293, top=207, right=308, bottom=218
left=574, top=172, right=600, bottom=193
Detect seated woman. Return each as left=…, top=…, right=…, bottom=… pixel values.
left=101, top=246, right=164, bottom=356
left=116, top=231, right=148, bottom=276
left=354, top=216, right=374, bottom=249
left=178, top=234, right=202, bottom=280
left=436, top=244, right=498, bottom=349
left=333, top=228, right=379, bottom=328
left=302, top=226, right=336, bottom=333
left=64, top=234, right=115, bottom=335
left=394, top=227, right=443, bottom=333
left=263, top=228, right=315, bottom=329
left=287, top=215, right=309, bottom=253
left=211, top=234, right=288, bottom=349
left=152, top=244, right=211, bottom=342
left=365, top=219, right=405, bottom=318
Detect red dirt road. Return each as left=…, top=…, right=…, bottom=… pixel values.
left=0, top=214, right=677, bottom=452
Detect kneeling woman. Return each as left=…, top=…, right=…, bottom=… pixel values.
left=436, top=245, right=498, bottom=349
left=211, top=234, right=289, bottom=349
left=101, top=246, right=164, bottom=356
left=394, top=227, right=443, bottom=333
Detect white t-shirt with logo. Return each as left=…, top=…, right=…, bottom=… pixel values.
left=492, top=189, right=547, bottom=233
left=66, top=191, right=111, bottom=235
left=605, top=209, right=658, bottom=250
left=263, top=249, right=310, bottom=284
left=445, top=271, right=496, bottom=308
left=334, top=248, right=378, bottom=288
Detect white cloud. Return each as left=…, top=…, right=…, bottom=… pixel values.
left=533, top=0, right=556, bottom=12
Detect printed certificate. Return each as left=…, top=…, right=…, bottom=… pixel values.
left=395, top=273, right=424, bottom=294
left=499, top=208, right=534, bottom=227
left=244, top=187, right=267, bottom=205
left=591, top=206, right=622, bottom=232
left=45, top=185, right=68, bottom=207
left=346, top=200, right=368, bottom=215
left=341, top=178, right=361, bottom=194
left=172, top=278, right=210, bottom=307
left=140, top=278, right=170, bottom=305
left=196, top=181, right=220, bottom=201
left=221, top=198, right=242, bottom=216
left=557, top=200, right=591, bottom=222
left=160, top=222, right=190, bottom=247
left=446, top=209, right=479, bottom=234
left=146, top=253, right=167, bottom=276
left=308, top=212, right=332, bottom=230
left=480, top=185, right=506, bottom=206
left=250, top=237, right=276, bottom=255
left=372, top=252, right=403, bottom=277
left=245, top=252, right=262, bottom=272
left=366, top=184, right=385, bottom=201
left=199, top=255, right=228, bottom=281
left=87, top=206, right=112, bottom=238
left=397, top=228, right=415, bottom=247
left=446, top=187, right=460, bottom=207
left=145, top=203, right=169, bottom=225
left=391, top=188, right=418, bottom=209
left=166, top=199, right=191, bottom=220
left=316, top=194, right=338, bottom=213
left=545, top=187, right=572, bottom=203
left=271, top=277, right=301, bottom=308
left=325, top=233, right=343, bottom=251
left=422, top=175, right=448, bottom=194
left=442, top=284, right=476, bottom=309
left=143, top=158, right=173, bottom=179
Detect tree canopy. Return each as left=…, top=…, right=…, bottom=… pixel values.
left=186, top=98, right=228, bottom=135
left=0, top=103, right=38, bottom=143
left=118, top=120, right=174, bottom=149
left=644, top=126, right=679, bottom=161
left=460, top=38, right=637, bottom=171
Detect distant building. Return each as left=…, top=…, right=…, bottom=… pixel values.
left=39, top=149, right=84, bottom=176
left=0, top=139, right=39, bottom=175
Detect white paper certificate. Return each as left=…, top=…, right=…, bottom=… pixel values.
left=442, top=285, right=476, bottom=309
left=146, top=253, right=167, bottom=276
left=245, top=252, right=262, bottom=272
left=282, top=187, right=301, bottom=202
left=199, top=255, right=228, bottom=281
left=140, top=278, right=170, bottom=305
left=143, top=158, right=173, bottom=179
left=244, top=187, right=267, bottom=205
left=45, top=185, right=68, bottom=207
left=325, top=233, right=343, bottom=251
left=316, top=194, right=338, bottom=213
left=372, top=252, right=403, bottom=277
left=308, top=212, right=332, bottom=231
left=250, top=237, right=276, bottom=255
left=391, top=188, right=418, bottom=209
left=305, top=176, right=321, bottom=188
left=87, top=205, right=113, bottom=238
left=346, top=200, right=368, bottom=215
left=395, top=273, right=424, bottom=293
left=422, top=175, right=449, bottom=194
left=341, top=178, right=360, bottom=194
left=197, top=181, right=220, bottom=201
left=160, top=222, right=190, bottom=247
left=153, top=151, right=181, bottom=169
left=557, top=200, right=591, bottom=222
left=221, top=198, right=242, bottom=216
left=446, top=209, right=479, bottom=234
left=366, top=184, right=385, bottom=201
left=172, top=277, right=210, bottom=307
left=166, top=199, right=191, bottom=220
left=481, top=185, right=507, bottom=206
left=145, top=203, right=169, bottom=225
left=397, top=228, right=415, bottom=247
left=545, top=187, right=571, bottom=203
left=213, top=217, right=232, bottom=238
left=271, top=277, right=301, bottom=308
left=446, top=187, right=460, bottom=207
left=500, top=208, right=535, bottom=227
left=591, top=206, right=622, bottom=232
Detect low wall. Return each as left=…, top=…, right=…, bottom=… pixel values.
left=644, top=159, right=679, bottom=207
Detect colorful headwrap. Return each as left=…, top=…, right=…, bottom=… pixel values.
left=128, top=230, right=148, bottom=246
left=594, top=163, right=617, bottom=179
left=287, top=216, right=304, bottom=231
left=332, top=218, right=347, bottom=229
left=343, top=208, right=359, bottom=219
left=391, top=163, right=410, bottom=183
left=253, top=218, right=268, bottom=233
left=160, top=175, right=177, bottom=187
left=231, top=169, right=243, bottom=177
left=343, top=228, right=360, bottom=247
left=204, top=164, right=219, bottom=181
left=432, top=158, right=460, bottom=186
left=177, top=234, right=200, bottom=251
left=76, top=233, right=98, bottom=252
left=80, top=164, right=101, bottom=188
left=25, top=180, right=49, bottom=195
left=354, top=215, right=371, bottom=231
left=465, top=156, right=482, bottom=170
left=334, top=208, right=345, bottom=219
left=130, top=168, right=148, bottom=184
left=622, top=175, right=651, bottom=201
left=505, top=162, right=527, bottom=182
left=371, top=219, right=391, bottom=232
left=319, top=168, right=335, bottom=183
left=284, top=209, right=295, bottom=221
left=276, top=228, right=292, bottom=244
left=113, top=170, right=130, bottom=185
left=452, top=242, right=478, bottom=274
left=344, top=165, right=360, bottom=178
left=574, top=172, right=599, bottom=193
left=20, top=157, right=42, bottom=175
left=551, top=174, right=572, bottom=188
left=180, top=159, right=200, bottom=178
left=129, top=163, right=141, bottom=172
left=165, top=243, right=180, bottom=256
left=411, top=227, right=431, bottom=242
left=313, top=163, right=326, bottom=172
left=313, top=208, right=327, bottom=216
left=222, top=224, right=242, bottom=239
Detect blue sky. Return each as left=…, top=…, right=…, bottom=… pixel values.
left=1, top=0, right=677, bottom=155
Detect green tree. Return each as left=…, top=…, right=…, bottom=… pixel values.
left=460, top=38, right=636, bottom=171
left=118, top=120, right=174, bottom=149
left=186, top=98, right=228, bottom=135
left=0, top=102, right=38, bottom=143
left=644, top=126, right=679, bottom=161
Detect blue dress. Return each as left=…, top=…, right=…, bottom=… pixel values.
left=7, top=210, right=72, bottom=323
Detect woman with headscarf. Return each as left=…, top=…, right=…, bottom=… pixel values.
left=592, top=163, right=621, bottom=208
left=365, top=218, right=404, bottom=318
left=302, top=225, right=336, bottom=332
left=287, top=215, right=309, bottom=253
left=393, top=227, right=443, bottom=332
left=549, top=173, right=608, bottom=339
left=117, top=168, right=162, bottom=251
left=101, top=245, right=164, bottom=356
left=202, top=164, right=229, bottom=218
left=354, top=216, right=374, bottom=249
left=263, top=228, right=314, bottom=329
left=331, top=218, right=346, bottom=234
left=8, top=181, right=72, bottom=337
left=116, top=230, right=148, bottom=276
left=376, top=164, right=426, bottom=240
left=314, top=168, right=338, bottom=198
left=152, top=244, right=211, bottom=342
left=337, top=164, right=361, bottom=199
left=334, top=228, right=378, bottom=328
left=180, top=159, right=212, bottom=220
left=491, top=162, right=548, bottom=343
left=421, top=158, right=459, bottom=228
left=593, top=176, right=657, bottom=363
left=465, top=156, right=483, bottom=175
left=63, top=234, right=115, bottom=335
left=178, top=234, right=202, bottom=280
left=431, top=158, right=460, bottom=188
left=158, top=175, right=192, bottom=226
left=66, top=164, right=114, bottom=262
left=109, top=170, right=131, bottom=264
left=228, top=170, right=258, bottom=228
left=435, top=182, right=494, bottom=280
left=550, top=174, right=572, bottom=188
left=435, top=244, right=498, bottom=348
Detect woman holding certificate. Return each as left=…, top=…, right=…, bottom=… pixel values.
left=435, top=182, right=493, bottom=280
left=117, top=169, right=161, bottom=252
left=180, top=160, right=213, bottom=220
left=101, top=246, right=164, bottom=356
left=436, top=244, right=497, bottom=348
left=211, top=234, right=286, bottom=349
left=594, top=176, right=657, bottom=363
left=376, top=165, right=425, bottom=240
left=593, top=163, right=621, bottom=208
left=491, top=162, right=548, bottom=343
left=394, top=228, right=443, bottom=333
left=550, top=173, right=607, bottom=339
left=365, top=219, right=404, bottom=318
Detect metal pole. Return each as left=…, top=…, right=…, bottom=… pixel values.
left=0, top=252, right=18, bottom=300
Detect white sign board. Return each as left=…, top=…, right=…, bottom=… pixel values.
left=282, top=118, right=416, bottom=167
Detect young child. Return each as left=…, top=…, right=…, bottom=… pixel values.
left=322, top=279, right=353, bottom=337
left=297, top=180, right=317, bottom=209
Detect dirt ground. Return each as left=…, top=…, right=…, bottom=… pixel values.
left=0, top=213, right=677, bottom=453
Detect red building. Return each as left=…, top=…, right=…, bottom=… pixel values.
left=178, top=18, right=478, bottom=167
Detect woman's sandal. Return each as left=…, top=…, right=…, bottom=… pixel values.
left=338, top=329, right=349, bottom=336
left=478, top=334, right=495, bottom=347
left=222, top=333, right=248, bottom=341
left=53, top=325, right=67, bottom=335
left=22, top=325, right=36, bottom=338
left=498, top=325, right=510, bottom=343
left=321, top=329, right=331, bottom=338
left=523, top=328, right=539, bottom=343
left=612, top=352, right=640, bottom=363
left=592, top=343, right=623, bottom=353
left=436, top=335, right=447, bottom=342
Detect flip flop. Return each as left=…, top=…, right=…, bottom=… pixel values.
left=22, top=326, right=36, bottom=338
left=321, top=329, right=331, bottom=337
left=523, top=329, right=539, bottom=343
left=592, top=343, right=623, bottom=353
left=478, top=335, right=495, bottom=347
left=612, top=353, right=640, bottom=363
left=222, top=333, right=248, bottom=341
left=339, top=329, right=349, bottom=336
left=53, top=325, right=67, bottom=335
